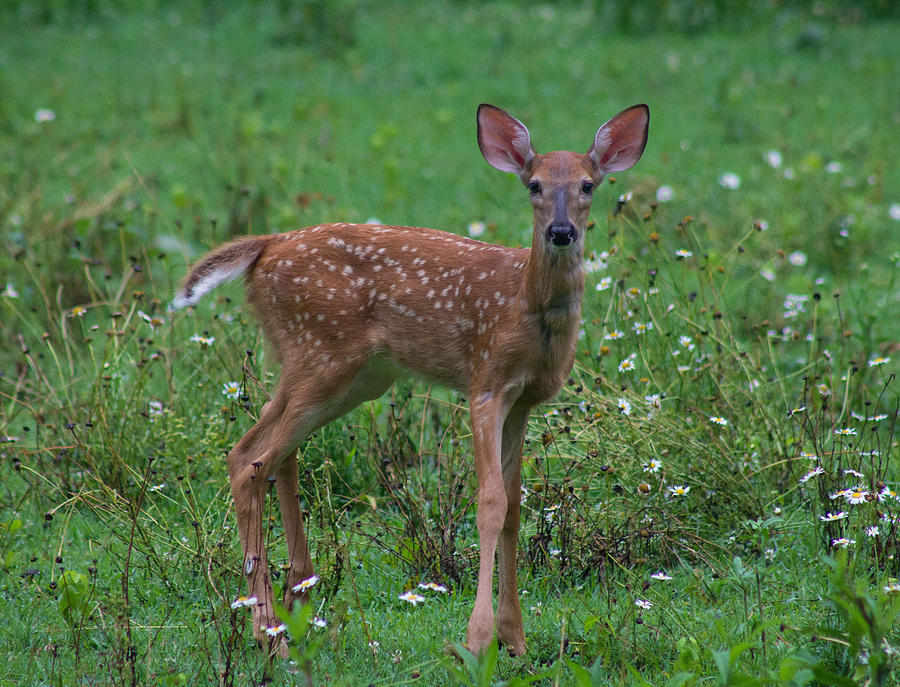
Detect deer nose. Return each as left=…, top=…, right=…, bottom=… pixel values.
left=547, top=223, right=577, bottom=247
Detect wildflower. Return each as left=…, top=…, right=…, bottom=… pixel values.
left=890, top=204, right=900, bottom=221
left=788, top=251, right=807, bottom=266
left=788, top=406, right=806, bottom=416
left=675, top=248, right=693, bottom=259
left=137, top=310, right=164, bottom=329
left=842, top=469, right=864, bottom=479
left=765, top=150, right=782, bottom=168
left=69, top=305, right=87, bottom=318
left=292, top=575, right=319, bottom=594
left=666, top=485, right=690, bottom=498
left=632, top=321, right=653, bottom=335
left=222, top=381, right=241, bottom=400
left=310, top=616, right=328, bottom=628
left=596, top=276, right=613, bottom=291
left=816, top=383, right=831, bottom=397
left=877, top=486, right=898, bottom=502
left=819, top=511, right=848, bottom=522
left=760, top=267, right=776, bottom=282
left=148, top=400, right=164, bottom=419
left=604, top=330, right=625, bottom=341
left=467, top=221, right=486, bottom=238
left=644, top=393, right=662, bottom=409
left=678, top=335, right=694, bottom=350
left=398, top=591, right=425, bottom=606
left=2, top=283, right=19, bottom=298
left=585, top=252, right=610, bottom=273
left=627, top=286, right=641, bottom=298
left=418, top=582, right=449, bottom=593
left=634, top=599, right=652, bottom=610
left=35, top=108, right=56, bottom=123
left=830, top=489, right=850, bottom=501
left=656, top=185, right=674, bottom=202
left=865, top=526, right=879, bottom=538
left=265, top=623, right=287, bottom=637
left=844, top=489, right=868, bottom=505
left=719, top=173, right=741, bottom=190
left=230, top=595, right=258, bottom=609
left=831, top=538, right=854, bottom=548
left=825, top=161, right=843, bottom=174
left=883, top=582, right=900, bottom=594
left=643, top=459, right=662, bottom=474
left=834, top=428, right=857, bottom=436
left=867, top=356, right=890, bottom=368
left=799, top=466, right=824, bottom=483
left=369, top=640, right=380, bottom=652
left=676, top=365, right=691, bottom=374
left=650, top=572, right=673, bottom=581
left=709, top=416, right=729, bottom=427
left=618, top=355, right=636, bottom=373
left=617, top=398, right=632, bottom=416
left=190, top=333, right=216, bottom=346
left=618, top=191, right=633, bottom=203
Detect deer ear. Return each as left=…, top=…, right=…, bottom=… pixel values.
left=477, top=104, right=535, bottom=178
left=589, top=104, right=649, bottom=175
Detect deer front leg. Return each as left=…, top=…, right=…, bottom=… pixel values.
left=466, top=392, right=508, bottom=655
left=496, top=401, right=530, bottom=656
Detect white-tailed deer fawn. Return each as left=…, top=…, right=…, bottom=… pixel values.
left=171, top=103, right=648, bottom=657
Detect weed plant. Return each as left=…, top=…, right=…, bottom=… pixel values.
left=1, top=1, right=898, bottom=685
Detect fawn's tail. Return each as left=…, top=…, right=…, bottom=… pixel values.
left=169, top=236, right=269, bottom=311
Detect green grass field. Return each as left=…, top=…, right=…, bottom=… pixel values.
left=1, top=1, right=898, bottom=685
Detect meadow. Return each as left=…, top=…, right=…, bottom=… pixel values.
left=1, top=1, right=898, bottom=685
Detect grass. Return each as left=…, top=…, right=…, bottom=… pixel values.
left=1, top=1, right=899, bottom=685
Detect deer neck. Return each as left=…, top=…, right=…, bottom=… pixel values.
left=521, top=237, right=585, bottom=336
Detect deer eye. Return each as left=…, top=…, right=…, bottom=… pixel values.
left=527, top=181, right=542, bottom=196
left=581, top=181, right=595, bottom=195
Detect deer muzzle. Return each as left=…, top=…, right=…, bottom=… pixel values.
left=546, top=222, right=578, bottom=247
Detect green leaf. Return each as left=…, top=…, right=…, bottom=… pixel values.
left=566, top=659, right=592, bottom=687
left=664, top=673, right=696, bottom=687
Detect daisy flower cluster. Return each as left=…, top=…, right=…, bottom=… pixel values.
left=398, top=581, right=449, bottom=606
left=799, top=453, right=900, bottom=554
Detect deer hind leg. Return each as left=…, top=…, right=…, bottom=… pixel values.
left=495, top=402, right=530, bottom=656
left=227, top=371, right=357, bottom=652
left=229, top=352, right=397, bottom=654
left=227, top=391, right=315, bottom=656
left=275, top=451, right=315, bottom=612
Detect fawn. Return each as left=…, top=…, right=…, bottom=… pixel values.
left=171, top=103, right=649, bottom=656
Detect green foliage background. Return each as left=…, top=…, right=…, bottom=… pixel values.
left=1, top=1, right=898, bottom=685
